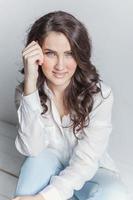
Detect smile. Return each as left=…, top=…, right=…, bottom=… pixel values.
left=53, top=72, right=67, bottom=78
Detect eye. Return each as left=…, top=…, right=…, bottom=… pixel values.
left=65, top=52, right=73, bottom=57
left=45, top=52, right=56, bottom=57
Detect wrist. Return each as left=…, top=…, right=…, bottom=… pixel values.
left=24, top=79, right=37, bottom=96
left=35, top=193, right=46, bottom=200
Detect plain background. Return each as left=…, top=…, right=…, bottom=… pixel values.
left=0, top=0, right=133, bottom=184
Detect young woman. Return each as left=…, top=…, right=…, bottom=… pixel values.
left=13, top=11, right=128, bottom=200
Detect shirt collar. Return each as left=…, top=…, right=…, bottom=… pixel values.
left=43, top=81, right=54, bottom=99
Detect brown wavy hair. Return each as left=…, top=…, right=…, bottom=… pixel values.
left=18, top=10, right=104, bottom=138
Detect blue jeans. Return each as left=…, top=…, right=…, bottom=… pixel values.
left=14, top=148, right=129, bottom=200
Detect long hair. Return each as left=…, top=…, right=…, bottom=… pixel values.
left=19, top=10, right=104, bottom=138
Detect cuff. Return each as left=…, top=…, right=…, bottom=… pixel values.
left=39, top=185, right=63, bottom=200
left=21, top=89, right=43, bottom=112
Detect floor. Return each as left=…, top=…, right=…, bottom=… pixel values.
left=0, top=121, right=25, bottom=200
left=0, top=120, right=133, bottom=200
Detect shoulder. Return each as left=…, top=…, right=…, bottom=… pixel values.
left=97, top=81, right=113, bottom=98
left=92, top=81, right=114, bottom=111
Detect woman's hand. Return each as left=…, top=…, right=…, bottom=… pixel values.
left=22, top=40, right=44, bottom=95
left=22, top=40, right=44, bottom=84
left=12, top=193, right=45, bottom=200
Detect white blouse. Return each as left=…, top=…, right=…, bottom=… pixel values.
left=14, top=81, right=119, bottom=200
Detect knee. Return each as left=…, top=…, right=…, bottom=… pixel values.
left=20, top=148, right=62, bottom=175
left=14, top=148, right=63, bottom=197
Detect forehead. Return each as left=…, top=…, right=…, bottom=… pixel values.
left=42, top=31, right=71, bottom=50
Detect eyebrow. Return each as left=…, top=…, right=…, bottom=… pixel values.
left=43, top=48, right=72, bottom=53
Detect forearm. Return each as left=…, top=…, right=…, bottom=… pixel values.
left=24, top=78, right=37, bottom=96
left=15, top=89, right=46, bottom=156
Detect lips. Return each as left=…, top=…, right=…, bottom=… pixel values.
left=52, top=71, right=67, bottom=78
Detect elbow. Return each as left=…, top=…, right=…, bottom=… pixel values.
left=15, top=136, right=43, bottom=157
left=15, top=136, right=31, bottom=156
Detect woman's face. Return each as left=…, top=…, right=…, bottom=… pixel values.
left=41, top=31, right=77, bottom=90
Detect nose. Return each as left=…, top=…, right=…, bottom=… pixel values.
left=54, top=56, right=65, bottom=71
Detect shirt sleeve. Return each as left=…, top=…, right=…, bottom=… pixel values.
left=38, top=88, right=114, bottom=200
left=14, top=84, right=48, bottom=156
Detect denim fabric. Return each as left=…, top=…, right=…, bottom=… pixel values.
left=14, top=148, right=129, bottom=200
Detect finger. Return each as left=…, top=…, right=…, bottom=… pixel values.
left=26, top=40, right=37, bottom=48
left=27, top=40, right=43, bottom=53
left=25, top=54, right=44, bottom=65
left=23, top=51, right=44, bottom=64
left=22, top=43, right=36, bottom=54
left=23, top=41, right=37, bottom=52
left=22, top=47, right=41, bottom=56
left=23, top=43, right=43, bottom=57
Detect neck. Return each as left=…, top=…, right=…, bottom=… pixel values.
left=46, top=80, right=69, bottom=99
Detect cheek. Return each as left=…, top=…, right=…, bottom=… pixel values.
left=67, top=60, right=77, bottom=73
left=42, top=58, right=53, bottom=72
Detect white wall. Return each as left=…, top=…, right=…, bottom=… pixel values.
left=0, top=0, right=133, bottom=166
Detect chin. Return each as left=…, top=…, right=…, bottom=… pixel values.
left=51, top=78, right=70, bottom=87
